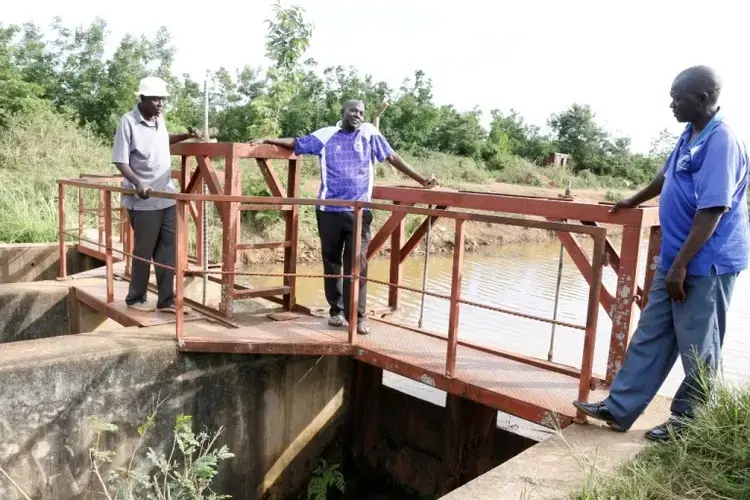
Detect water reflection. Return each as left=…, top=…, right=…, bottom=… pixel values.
left=241, top=240, right=749, bottom=399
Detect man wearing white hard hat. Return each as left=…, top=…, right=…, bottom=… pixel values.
left=112, top=76, right=200, bottom=313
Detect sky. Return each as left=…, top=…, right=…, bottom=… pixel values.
left=5, top=0, right=749, bottom=153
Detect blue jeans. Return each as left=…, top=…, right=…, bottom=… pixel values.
left=605, top=268, right=737, bottom=430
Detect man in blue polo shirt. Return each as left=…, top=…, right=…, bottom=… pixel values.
left=252, top=100, right=436, bottom=334
left=574, top=65, right=749, bottom=441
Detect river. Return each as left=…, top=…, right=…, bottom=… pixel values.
left=239, top=239, right=749, bottom=432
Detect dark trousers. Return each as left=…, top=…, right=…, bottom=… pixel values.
left=126, top=206, right=175, bottom=309
left=316, top=209, right=372, bottom=323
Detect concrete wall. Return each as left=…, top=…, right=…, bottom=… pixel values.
left=0, top=276, right=232, bottom=344
left=0, top=282, right=71, bottom=343
left=0, top=326, right=351, bottom=500
left=0, top=244, right=98, bottom=284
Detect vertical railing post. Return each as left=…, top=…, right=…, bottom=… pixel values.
left=125, top=216, right=134, bottom=277
left=175, top=199, right=187, bottom=346
left=606, top=225, right=643, bottom=383
left=98, top=190, right=105, bottom=252
left=58, top=183, right=67, bottom=278
left=119, top=205, right=125, bottom=244
left=388, top=202, right=404, bottom=310
left=196, top=178, right=205, bottom=267
left=445, top=219, right=465, bottom=377
left=104, top=190, right=114, bottom=303
left=77, top=186, right=84, bottom=243
left=220, top=154, right=239, bottom=317
left=576, top=231, right=606, bottom=422
left=348, top=205, right=363, bottom=343
left=283, top=158, right=301, bottom=310
left=641, top=226, right=661, bottom=309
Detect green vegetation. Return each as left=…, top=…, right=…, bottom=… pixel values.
left=89, top=412, right=234, bottom=500
left=0, top=107, right=112, bottom=243
left=0, top=3, right=675, bottom=244
left=572, top=377, right=750, bottom=500
left=306, top=459, right=345, bottom=500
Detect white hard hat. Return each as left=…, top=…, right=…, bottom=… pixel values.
left=135, top=76, right=170, bottom=97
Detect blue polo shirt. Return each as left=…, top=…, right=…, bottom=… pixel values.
left=659, top=110, right=749, bottom=276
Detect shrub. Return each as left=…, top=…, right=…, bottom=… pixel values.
left=90, top=412, right=234, bottom=500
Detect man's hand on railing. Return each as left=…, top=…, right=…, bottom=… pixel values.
left=136, top=184, right=153, bottom=200
left=423, top=174, right=439, bottom=189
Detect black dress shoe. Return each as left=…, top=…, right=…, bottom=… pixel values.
left=573, top=400, right=626, bottom=432
left=645, top=417, right=687, bottom=442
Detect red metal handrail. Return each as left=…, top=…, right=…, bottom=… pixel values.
left=57, top=177, right=609, bottom=418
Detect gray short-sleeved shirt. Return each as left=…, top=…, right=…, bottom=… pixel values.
left=112, top=105, right=176, bottom=211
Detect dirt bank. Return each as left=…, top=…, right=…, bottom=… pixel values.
left=238, top=182, right=638, bottom=266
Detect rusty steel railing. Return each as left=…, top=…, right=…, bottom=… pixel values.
left=57, top=177, right=610, bottom=413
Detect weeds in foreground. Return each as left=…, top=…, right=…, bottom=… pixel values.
left=90, top=412, right=234, bottom=500
left=570, top=363, right=750, bottom=500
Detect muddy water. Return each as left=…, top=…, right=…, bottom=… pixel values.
left=240, top=239, right=749, bottom=407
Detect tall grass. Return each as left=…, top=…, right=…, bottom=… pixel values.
left=572, top=372, right=750, bottom=500
left=0, top=107, right=112, bottom=243
left=0, top=108, right=638, bottom=245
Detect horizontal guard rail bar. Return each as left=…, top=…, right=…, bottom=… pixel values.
left=58, top=179, right=607, bottom=237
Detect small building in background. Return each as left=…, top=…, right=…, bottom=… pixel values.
left=543, top=152, right=569, bottom=167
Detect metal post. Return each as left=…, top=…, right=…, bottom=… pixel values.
left=348, top=206, right=363, bottom=343
left=77, top=186, right=84, bottom=243
left=202, top=76, right=209, bottom=306
left=176, top=200, right=187, bottom=346
left=547, top=244, right=564, bottom=361
left=104, top=191, right=114, bottom=303
left=548, top=183, right=572, bottom=362
left=58, top=183, right=67, bottom=278
left=418, top=206, right=432, bottom=329
left=445, top=219, right=464, bottom=377
left=98, top=190, right=105, bottom=252
left=576, top=232, right=606, bottom=421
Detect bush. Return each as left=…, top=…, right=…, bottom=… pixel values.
left=90, top=412, right=234, bottom=500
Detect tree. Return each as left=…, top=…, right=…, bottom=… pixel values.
left=649, top=128, right=679, bottom=165
left=0, top=24, right=49, bottom=128
left=549, top=104, right=610, bottom=173
left=429, top=105, right=485, bottom=157
left=379, top=70, right=439, bottom=153
left=487, top=109, right=554, bottom=164
left=250, top=1, right=314, bottom=137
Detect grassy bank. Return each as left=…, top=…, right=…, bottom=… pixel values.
left=572, top=378, right=750, bottom=500
left=0, top=109, right=635, bottom=264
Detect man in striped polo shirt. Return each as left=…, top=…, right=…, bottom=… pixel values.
left=252, top=100, right=436, bottom=334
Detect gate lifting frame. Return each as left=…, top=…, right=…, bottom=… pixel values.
left=58, top=180, right=616, bottom=425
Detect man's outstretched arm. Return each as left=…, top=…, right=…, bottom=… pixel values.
left=386, top=152, right=437, bottom=187
left=250, top=138, right=297, bottom=149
